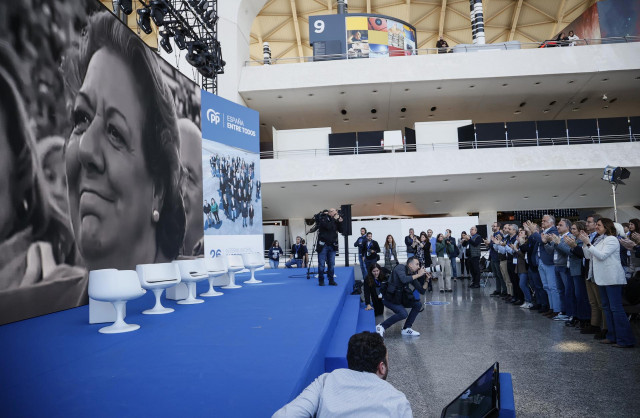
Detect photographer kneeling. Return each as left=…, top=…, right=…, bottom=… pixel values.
left=376, top=257, right=431, bottom=337
left=314, top=208, right=343, bottom=286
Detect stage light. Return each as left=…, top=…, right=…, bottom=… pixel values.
left=204, top=9, right=218, bottom=26
left=196, top=0, right=208, bottom=13
left=173, top=27, right=187, bottom=50
left=150, top=0, right=168, bottom=26
left=601, top=165, right=630, bottom=185
left=137, top=7, right=152, bottom=34
left=119, top=0, right=133, bottom=15
left=186, top=41, right=207, bottom=68
left=160, top=30, right=173, bottom=53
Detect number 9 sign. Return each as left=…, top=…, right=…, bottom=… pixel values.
left=314, top=20, right=325, bottom=33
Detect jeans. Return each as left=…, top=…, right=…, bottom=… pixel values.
left=490, top=259, right=506, bottom=293
left=242, top=216, right=247, bottom=227
left=318, top=245, right=336, bottom=282
left=572, top=275, right=590, bottom=321
left=539, top=262, right=561, bottom=312
left=528, top=267, right=548, bottom=307
left=380, top=299, right=422, bottom=330
left=358, top=254, right=367, bottom=279
left=555, top=266, right=573, bottom=317
left=519, top=273, right=532, bottom=303
left=599, top=285, right=637, bottom=346
left=286, top=259, right=303, bottom=268
left=451, top=258, right=458, bottom=278
left=269, top=259, right=279, bottom=269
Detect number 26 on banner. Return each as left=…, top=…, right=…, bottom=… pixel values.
left=314, top=20, right=325, bottom=33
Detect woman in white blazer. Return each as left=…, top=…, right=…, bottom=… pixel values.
left=580, top=218, right=636, bottom=348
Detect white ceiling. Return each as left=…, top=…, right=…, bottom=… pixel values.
left=261, top=166, right=640, bottom=219
left=249, top=67, right=640, bottom=142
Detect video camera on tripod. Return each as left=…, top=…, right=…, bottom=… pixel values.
left=309, top=209, right=345, bottom=233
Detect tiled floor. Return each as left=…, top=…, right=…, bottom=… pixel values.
left=367, top=274, right=640, bottom=418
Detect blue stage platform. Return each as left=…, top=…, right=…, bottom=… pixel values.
left=0, top=266, right=373, bottom=417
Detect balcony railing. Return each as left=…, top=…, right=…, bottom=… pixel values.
left=246, top=36, right=640, bottom=66
left=260, top=133, right=638, bottom=159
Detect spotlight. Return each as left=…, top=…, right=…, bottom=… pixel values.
left=196, top=0, right=208, bottom=13
left=119, top=0, right=133, bottom=15
left=186, top=41, right=207, bottom=68
left=602, top=165, right=630, bottom=185
left=204, top=8, right=218, bottom=26
left=137, top=7, right=152, bottom=34
left=150, top=0, right=168, bottom=26
left=173, top=27, right=187, bottom=50
left=160, top=30, right=173, bottom=53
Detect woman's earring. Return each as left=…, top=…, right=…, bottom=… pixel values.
left=152, top=209, right=160, bottom=223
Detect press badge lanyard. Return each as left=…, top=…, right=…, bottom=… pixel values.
left=294, top=244, right=300, bottom=258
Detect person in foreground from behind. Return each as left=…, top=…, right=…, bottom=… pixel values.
left=272, top=331, right=412, bottom=417
left=376, top=257, right=430, bottom=337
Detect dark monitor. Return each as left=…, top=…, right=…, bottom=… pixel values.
left=441, top=362, right=500, bottom=418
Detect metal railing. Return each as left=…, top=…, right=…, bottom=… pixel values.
left=260, top=133, right=638, bottom=159
left=245, top=36, right=640, bottom=66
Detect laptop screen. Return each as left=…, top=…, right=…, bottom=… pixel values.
left=441, top=362, right=500, bottom=418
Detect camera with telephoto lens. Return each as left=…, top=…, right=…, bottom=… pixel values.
left=425, top=265, right=442, bottom=273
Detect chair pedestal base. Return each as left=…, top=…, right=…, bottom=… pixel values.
left=177, top=281, right=204, bottom=304
left=143, top=288, right=174, bottom=314
left=99, top=323, right=140, bottom=334
left=222, top=271, right=242, bottom=289
left=201, top=278, right=224, bottom=297
left=98, top=301, right=139, bottom=334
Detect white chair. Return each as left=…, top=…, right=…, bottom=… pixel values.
left=202, top=257, right=227, bottom=297
left=241, top=252, right=265, bottom=284
left=172, top=259, right=209, bottom=304
left=88, top=269, right=145, bottom=334
left=136, top=262, right=181, bottom=314
left=223, top=255, right=245, bottom=289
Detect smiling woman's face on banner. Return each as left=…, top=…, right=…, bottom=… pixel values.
left=66, top=47, right=156, bottom=270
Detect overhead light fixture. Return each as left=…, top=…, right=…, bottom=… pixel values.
left=173, top=27, right=187, bottom=50
left=119, top=0, right=133, bottom=15
left=137, top=7, right=153, bottom=34
left=160, top=30, right=173, bottom=53
left=150, top=0, right=168, bottom=26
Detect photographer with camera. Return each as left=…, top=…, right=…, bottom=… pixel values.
left=313, top=208, right=343, bottom=286
left=376, top=257, right=431, bottom=337
left=461, top=227, right=483, bottom=288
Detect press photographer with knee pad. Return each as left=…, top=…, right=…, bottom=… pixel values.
left=313, top=208, right=343, bottom=286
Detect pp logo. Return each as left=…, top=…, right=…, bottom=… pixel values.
left=206, top=108, right=220, bottom=125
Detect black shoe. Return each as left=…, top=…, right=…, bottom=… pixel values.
left=490, top=291, right=500, bottom=296
left=565, top=318, right=578, bottom=327
left=440, top=290, right=445, bottom=293
left=512, top=299, right=523, bottom=305
left=529, top=304, right=541, bottom=310
left=446, top=289, right=453, bottom=293
left=538, top=308, right=549, bottom=314
left=469, top=284, right=480, bottom=288
left=500, top=292, right=508, bottom=297
left=328, top=280, right=338, bottom=286
left=318, top=281, right=325, bottom=286
left=581, top=325, right=598, bottom=335
left=594, top=329, right=608, bottom=340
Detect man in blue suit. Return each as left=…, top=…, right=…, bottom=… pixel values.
left=486, top=222, right=506, bottom=296
left=528, top=215, right=561, bottom=317
left=523, top=221, right=548, bottom=312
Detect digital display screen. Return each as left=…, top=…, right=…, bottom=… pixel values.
left=441, top=363, right=499, bottom=418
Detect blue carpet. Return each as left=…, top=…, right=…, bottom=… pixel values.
left=0, top=267, right=355, bottom=417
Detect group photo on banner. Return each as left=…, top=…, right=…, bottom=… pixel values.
left=0, top=0, right=204, bottom=325
left=201, top=91, right=263, bottom=260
